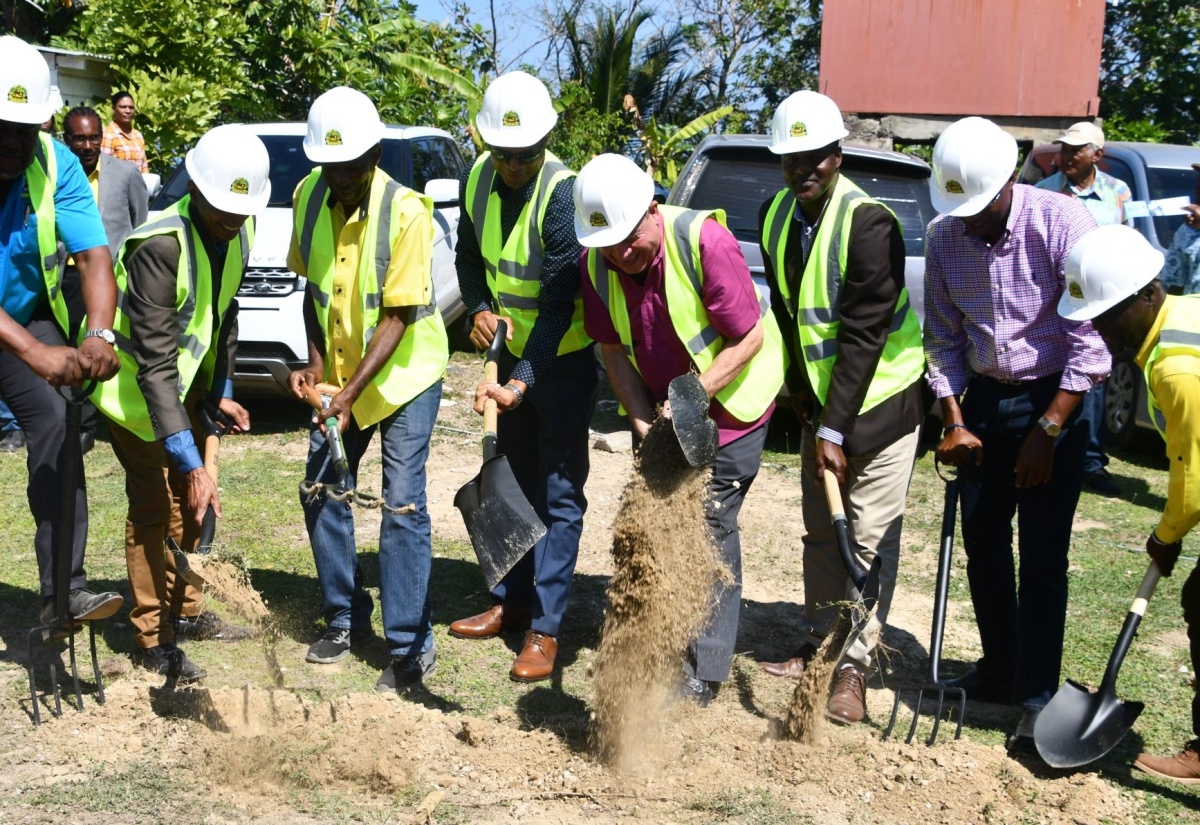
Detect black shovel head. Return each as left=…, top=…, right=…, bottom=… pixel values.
left=1034, top=679, right=1145, bottom=768
left=454, top=454, right=548, bottom=590
left=667, top=373, right=717, bottom=468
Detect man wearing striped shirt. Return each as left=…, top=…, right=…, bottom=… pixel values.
left=923, top=117, right=1109, bottom=753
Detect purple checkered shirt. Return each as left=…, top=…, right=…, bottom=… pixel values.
left=923, top=184, right=1110, bottom=399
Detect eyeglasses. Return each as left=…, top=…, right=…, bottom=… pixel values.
left=65, top=134, right=102, bottom=147
left=489, top=146, right=544, bottom=164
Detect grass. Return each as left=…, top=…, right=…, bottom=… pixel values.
left=0, top=361, right=1196, bottom=821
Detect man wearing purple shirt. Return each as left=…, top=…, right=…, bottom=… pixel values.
left=924, top=117, right=1109, bottom=752
left=573, top=153, right=786, bottom=706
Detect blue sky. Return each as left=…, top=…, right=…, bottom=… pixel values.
left=411, top=0, right=550, bottom=74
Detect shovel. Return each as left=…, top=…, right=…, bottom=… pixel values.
left=1034, top=559, right=1162, bottom=768
left=168, top=400, right=232, bottom=591
left=666, top=373, right=718, bottom=468
left=823, top=469, right=883, bottom=622
left=454, top=320, right=547, bottom=590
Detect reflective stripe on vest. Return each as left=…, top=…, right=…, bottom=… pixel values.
left=1142, top=295, right=1200, bottom=438
left=762, top=175, right=924, bottom=413
left=293, top=167, right=448, bottom=428
left=464, top=153, right=590, bottom=357
left=91, top=195, right=251, bottom=440
left=25, top=134, right=73, bottom=337
left=586, top=205, right=785, bottom=422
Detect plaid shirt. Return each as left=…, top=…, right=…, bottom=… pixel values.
left=101, top=121, right=148, bottom=173
left=923, top=184, right=1110, bottom=398
left=1162, top=223, right=1200, bottom=295
left=1035, top=169, right=1133, bottom=227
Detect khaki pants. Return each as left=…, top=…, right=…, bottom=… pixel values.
left=798, top=425, right=921, bottom=671
left=108, top=413, right=206, bottom=649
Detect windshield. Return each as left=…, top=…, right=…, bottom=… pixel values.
left=673, top=147, right=935, bottom=257
left=1147, top=166, right=1196, bottom=250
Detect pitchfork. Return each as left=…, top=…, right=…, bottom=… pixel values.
left=882, top=461, right=966, bottom=745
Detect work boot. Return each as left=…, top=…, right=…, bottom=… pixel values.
left=1135, top=740, right=1200, bottom=785
left=677, top=674, right=718, bottom=707
left=511, top=631, right=557, bottom=682
left=449, top=603, right=531, bottom=639
left=375, top=648, right=437, bottom=695
left=39, top=589, right=123, bottom=625
left=759, top=641, right=819, bottom=679
left=826, top=665, right=867, bottom=724
left=134, top=644, right=206, bottom=683
left=174, top=612, right=255, bottom=642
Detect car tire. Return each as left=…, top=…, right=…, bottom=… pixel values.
left=1103, top=353, right=1141, bottom=449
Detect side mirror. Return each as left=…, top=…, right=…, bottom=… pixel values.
left=424, top=178, right=459, bottom=207
left=142, top=172, right=162, bottom=202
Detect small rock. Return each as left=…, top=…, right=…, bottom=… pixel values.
left=593, top=431, right=633, bottom=453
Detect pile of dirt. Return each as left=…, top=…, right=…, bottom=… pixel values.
left=782, top=606, right=851, bottom=743
left=589, top=420, right=729, bottom=770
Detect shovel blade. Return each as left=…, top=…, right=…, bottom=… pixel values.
left=1034, top=679, right=1144, bottom=768
left=454, top=454, right=547, bottom=590
left=667, top=374, right=717, bottom=468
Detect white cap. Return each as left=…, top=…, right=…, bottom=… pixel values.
left=573, top=154, right=655, bottom=248
left=303, top=86, right=385, bottom=164
left=185, top=125, right=272, bottom=216
left=1057, top=224, right=1165, bottom=321
left=476, top=71, right=558, bottom=149
left=0, top=36, right=57, bottom=125
left=930, top=117, right=1018, bottom=217
left=1054, top=121, right=1105, bottom=149
left=768, top=90, right=848, bottom=155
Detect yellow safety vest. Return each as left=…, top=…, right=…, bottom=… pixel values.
left=91, top=195, right=251, bottom=440
left=464, top=152, right=590, bottom=358
left=25, top=133, right=73, bottom=337
left=762, top=175, right=924, bottom=413
left=586, top=206, right=786, bottom=422
left=1142, top=294, right=1200, bottom=438
left=294, top=166, right=449, bottom=428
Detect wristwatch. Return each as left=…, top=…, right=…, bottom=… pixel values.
left=1037, top=416, right=1062, bottom=438
left=84, top=328, right=116, bottom=346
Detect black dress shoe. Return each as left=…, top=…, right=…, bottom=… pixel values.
left=678, top=675, right=717, bottom=707
left=943, top=667, right=1014, bottom=704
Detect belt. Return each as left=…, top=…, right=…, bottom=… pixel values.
left=975, top=373, right=1062, bottom=388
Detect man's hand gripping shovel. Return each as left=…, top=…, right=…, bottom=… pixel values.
left=165, top=400, right=234, bottom=592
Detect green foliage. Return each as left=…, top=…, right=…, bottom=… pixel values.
left=1101, top=0, right=1200, bottom=145
left=740, top=0, right=821, bottom=130
left=550, top=80, right=634, bottom=170
left=1102, top=112, right=1173, bottom=144
left=640, top=105, right=733, bottom=186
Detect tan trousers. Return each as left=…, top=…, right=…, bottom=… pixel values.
left=108, top=413, right=205, bottom=649
left=798, top=425, right=921, bottom=671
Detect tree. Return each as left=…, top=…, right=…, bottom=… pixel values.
left=1100, top=0, right=1200, bottom=144
left=681, top=0, right=765, bottom=109
left=740, top=0, right=821, bottom=130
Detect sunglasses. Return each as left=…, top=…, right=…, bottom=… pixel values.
left=490, top=146, right=544, bottom=164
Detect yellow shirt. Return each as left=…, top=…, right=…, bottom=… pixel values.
left=1136, top=298, right=1200, bottom=543
left=287, top=183, right=432, bottom=389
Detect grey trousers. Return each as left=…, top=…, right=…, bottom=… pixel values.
left=688, top=422, right=768, bottom=683
left=798, top=425, right=921, bottom=671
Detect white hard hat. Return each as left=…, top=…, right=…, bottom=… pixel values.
left=185, top=125, right=272, bottom=216
left=769, top=90, right=849, bottom=155
left=1057, top=224, right=1165, bottom=321
left=573, top=154, right=655, bottom=248
left=930, top=117, right=1018, bottom=217
left=0, top=36, right=57, bottom=125
left=303, top=86, right=385, bottom=164
left=476, top=71, right=558, bottom=149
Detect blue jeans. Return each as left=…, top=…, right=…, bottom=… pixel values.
left=492, top=346, right=598, bottom=637
left=1081, top=383, right=1107, bottom=475
left=301, top=380, right=442, bottom=657
left=958, top=375, right=1087, bottom=707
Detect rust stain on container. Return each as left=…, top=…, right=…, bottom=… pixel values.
left=819, top=0, right=1105, bottom=117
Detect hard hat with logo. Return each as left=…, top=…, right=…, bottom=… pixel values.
left=0, top=36, right=58, bottom=125
left=573, top=153, right=655, bottom=248
left=476, top=71, right=558, bottom=149
left=185, top=125, right=272, bottom=216
left=1057, top=224, right=1165, bottom=321
left=303, top=86, right=385, bottom=164
left=930, top=116, right=1018, bottom=217
left=769, top=90, right=849, bottom=155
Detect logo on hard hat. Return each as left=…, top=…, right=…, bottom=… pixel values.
left=589, top=211, right=608, bottom=228
left=7, top=85, right=28, bottom=105
left=324, top=129, right=343, bottom=146
left=945, top=179, right=964, bottom=195
left=789, top=121, right=807, bottom=138
left=230, top=177, right=250, bottom=196
left=502, top=111, right=521, bottom=127
left=1068, top=280, right=1084, bottom=300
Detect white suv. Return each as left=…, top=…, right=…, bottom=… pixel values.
left=149, top=123, right=467, bottom=395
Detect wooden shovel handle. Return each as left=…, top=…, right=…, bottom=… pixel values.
left=301, top=382, right=343, bottom=412
left=204, top=433, right=219, bottom=485
left=483, top=357, right=499, bottom=435
left=822, top=469, right=846, bottom=521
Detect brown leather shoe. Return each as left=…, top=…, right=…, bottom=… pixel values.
left=1135, top=740, right=1200, bottom=785
left=759, top=641, right=818, bottom=679
left=826, top=665, right=867, bottom=724
left=448, top=604, right=531, bottom=639
left=511, top=631, right=557, bottom=682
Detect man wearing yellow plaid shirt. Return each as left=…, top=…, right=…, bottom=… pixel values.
left=286, top=86, right=449, bottom=695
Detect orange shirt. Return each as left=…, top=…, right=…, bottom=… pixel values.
left=101, top=121, right=148, bottom=173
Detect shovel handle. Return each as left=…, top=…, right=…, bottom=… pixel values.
left=198, top=426, right=219, bottom=554
left=1097, top=560, right=1162, bottom=693
left=823, top=469, right=867, bottom=589
left=480, top=320, right=507, bottom=461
